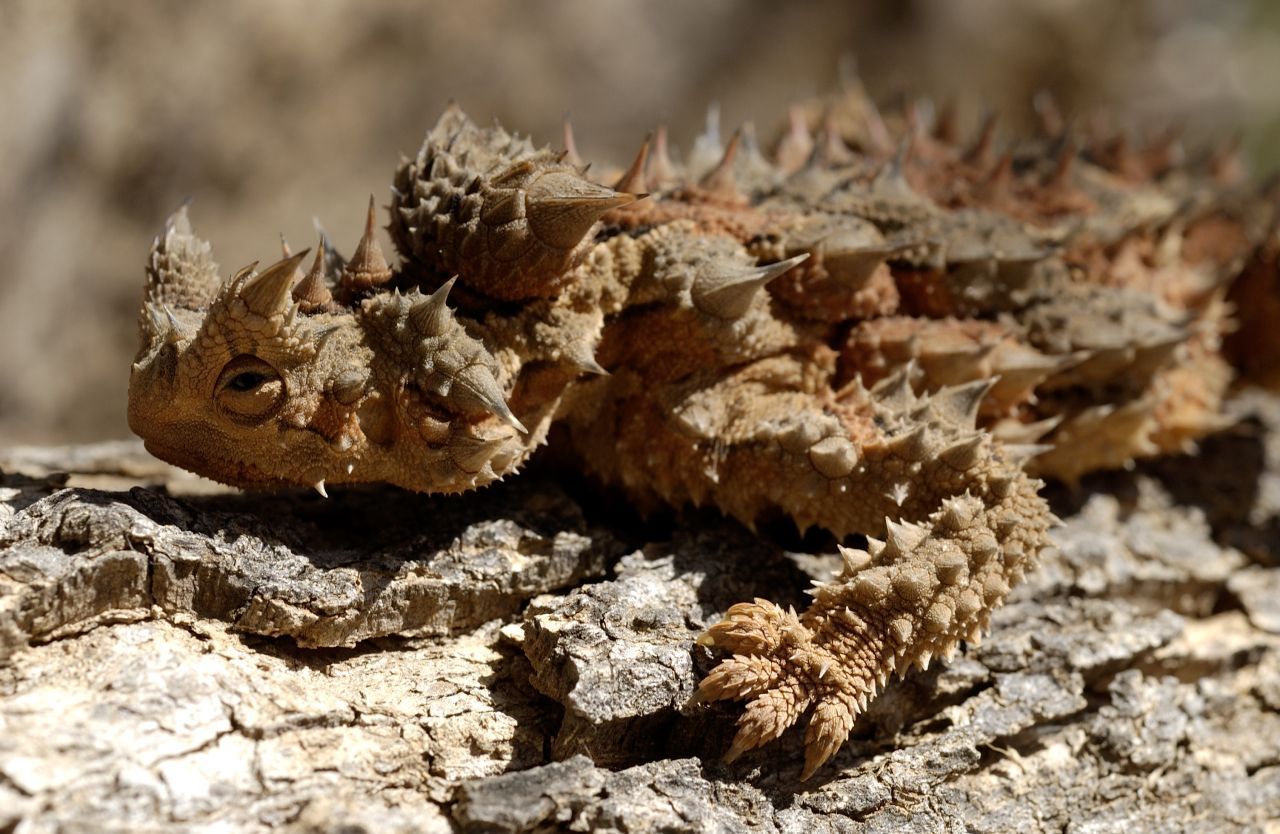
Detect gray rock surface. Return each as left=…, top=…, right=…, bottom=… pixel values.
left=2, top=412, right=1279, bottom=832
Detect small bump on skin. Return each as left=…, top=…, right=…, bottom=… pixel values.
left=808, top=435, right=858, bottom=477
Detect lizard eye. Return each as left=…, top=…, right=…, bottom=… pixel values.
left=228, top=371, right=266, bottom=392
left=215, top=355, right=285, bottom=422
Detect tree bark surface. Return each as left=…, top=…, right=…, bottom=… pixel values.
left=2, top=393, right=1279, bottom=833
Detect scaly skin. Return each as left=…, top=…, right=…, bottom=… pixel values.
left=128, top=92, right=1272, bottom=778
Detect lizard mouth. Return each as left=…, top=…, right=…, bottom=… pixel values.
left=140, top=437, right=278, bottom=490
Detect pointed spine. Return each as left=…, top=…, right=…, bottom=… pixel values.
left=240, top=250, right=310, bottom=318
left=293, top=239, right=335, bottom=312
left=691, top=254, right=808, bottom=319
left=698, top=129, right=745, bottom=203
left=612, top=134, right=652, bottom=195
left=340, top=196, right=393, bottom=294
left=408, top=276, right=458, bottom=336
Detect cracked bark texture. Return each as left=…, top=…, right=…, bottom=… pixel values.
left=4, top=395, right=1280, bottom=833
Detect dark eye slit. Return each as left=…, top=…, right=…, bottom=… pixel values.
left=228, top=372, right=266, bottom=392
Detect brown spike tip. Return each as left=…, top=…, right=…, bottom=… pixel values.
left=699, top=129, right=745, bottom=202
left=612, top=133, right=652, bottom=195
left=341, top=196, right=393, bottom=293
left=293, top=238, right=336, bottom=311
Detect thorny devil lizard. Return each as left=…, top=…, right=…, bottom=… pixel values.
left=126, top=88, right=1280, bottom=779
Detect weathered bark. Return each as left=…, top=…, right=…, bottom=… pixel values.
left=2, top=394, right=1280, bottom=833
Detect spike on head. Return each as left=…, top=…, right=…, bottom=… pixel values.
left=293, top=238, right=335, bottom=311
left=241, top=250, right=310, bottom=319
left=340, top=196, right=393, bottom=295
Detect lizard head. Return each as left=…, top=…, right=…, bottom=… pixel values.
left=128, top=205, right=356, bottom=490
left=128, top=201, right=542, bottom=495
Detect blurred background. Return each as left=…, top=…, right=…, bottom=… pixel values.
left=1, top=0, right=1278, bottom=445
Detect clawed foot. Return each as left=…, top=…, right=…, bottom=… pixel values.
left=695, top=599, right=884, bottom=779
